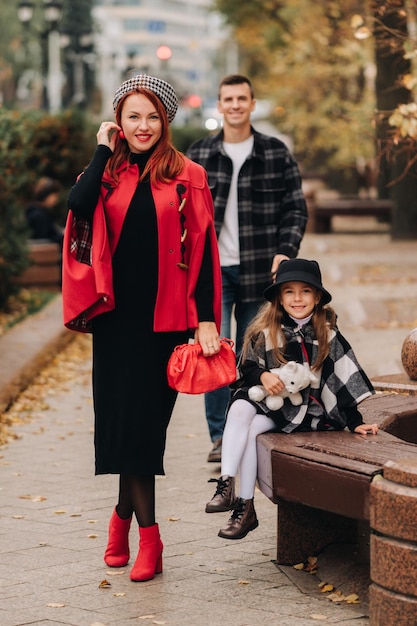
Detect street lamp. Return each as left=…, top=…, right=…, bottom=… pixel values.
left=17, top=0, right=63, bottom=113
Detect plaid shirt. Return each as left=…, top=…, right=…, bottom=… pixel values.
left=187, top=127, right=308, bottom=302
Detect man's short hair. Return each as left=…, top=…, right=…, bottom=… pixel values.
left=218, top=75, right=254, bottom=100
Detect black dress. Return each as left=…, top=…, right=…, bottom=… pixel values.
left=68, top=148, right=191, bottom=475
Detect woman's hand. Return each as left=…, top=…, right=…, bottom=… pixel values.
left=354, top=423, right=378, bottom=435
left=194, top=322, right=220, bottom=357
left=96, top=121, right=121, bottom=152
left=260, top=371, right=285, bottom=395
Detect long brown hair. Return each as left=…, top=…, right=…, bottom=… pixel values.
left=241, top=287, right=336, bottom=371
left=105, top=88, right=184, bottom=186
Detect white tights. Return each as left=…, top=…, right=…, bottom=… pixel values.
left=221, top=400, right=276, bottom=500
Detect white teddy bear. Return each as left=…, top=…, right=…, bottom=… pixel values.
left=248, top=361, right=317, bottom=411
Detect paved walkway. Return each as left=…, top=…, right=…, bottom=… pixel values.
left=1, top=227, right=416, bottom=626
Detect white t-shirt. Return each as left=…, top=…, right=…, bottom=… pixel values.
left=218, top=135, right=254, bottom=266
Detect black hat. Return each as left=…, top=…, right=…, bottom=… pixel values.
left=263, top=258, right=332, bottom=304
left=113, top=74, right=178, bottom=123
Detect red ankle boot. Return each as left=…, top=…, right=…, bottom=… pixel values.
left=130, top=523, right=163, bottom=582
left=104, top=508, right=132, bottom=567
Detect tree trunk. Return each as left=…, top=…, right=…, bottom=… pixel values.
left=373, top=0, right=417, bottom=238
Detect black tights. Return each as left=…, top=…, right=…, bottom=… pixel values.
left=116, top=474, right=155, bottom=527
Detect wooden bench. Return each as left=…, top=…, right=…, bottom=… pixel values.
left=13, top=240, right=61, bottom=290
left=306, top=197, right=393, bottom=233
left=256, top=393, right=417, bottom=565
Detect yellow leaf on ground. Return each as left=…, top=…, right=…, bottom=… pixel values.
left=166, top=516, right=180, bottom=521
left=46, top=603, right=66, bottom=608
left=345, top=593, right=360, bottom=603
left=98, top=579, right=111, bottom=588
left=320, top=583, right=334, bottom=593
left=293, top=562, right=305, bottom=570
left=310, top=614, right=328, bottom=621
left=238, top=580, right=250, bottom=585
left=328, top=591, right=345, bottom=602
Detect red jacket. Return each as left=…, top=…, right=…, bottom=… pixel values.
left=62, top=157, right=222, bottom=333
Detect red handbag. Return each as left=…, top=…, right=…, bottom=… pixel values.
left=167, top=338, right=236, bottom=394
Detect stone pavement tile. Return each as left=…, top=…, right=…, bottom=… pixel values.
left=0, top=336, right=372, bottom=625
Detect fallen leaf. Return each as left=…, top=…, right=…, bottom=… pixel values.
left=238, top=580, right=250, bottom=585
left=320, top=583, right=334, bottom=593
left=310, top=614, right=328, bottom=621
left=87, top=534, right=98, bottom=539
left=54, top=510, right=67, bottom=515
left=113, top=592, right=126, bottom=597
left=345, top=593, right=360, bottom=604
left=98, top=579, right=111, bottom=588
left=166, top=516, right=180, bottom=522
left=138, top=616, right=156, bottom=620
left=46, top=603, right=66, bottom=608
left=328, top=591, right=345, bottom=602
left=293, top=562, right=305, bottom=570
left=13, top=515, right=25, bottom=519
left=19, top=494, right=46, bottom=501
left=105, top=570, right=125, bottom=576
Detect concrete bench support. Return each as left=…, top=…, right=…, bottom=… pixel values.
left=369, top=458, right=417, bottom=625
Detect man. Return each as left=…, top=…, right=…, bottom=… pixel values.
left=187, top=74, right=308, bottom=463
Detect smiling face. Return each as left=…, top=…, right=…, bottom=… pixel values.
left=120, top=92, right=163, bottom=153
left=279, top=281, right=322, bottom=319
left=217, top=82, right=255, bottom=131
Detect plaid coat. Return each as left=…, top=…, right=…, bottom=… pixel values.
left=187, top=128, right=308, bottom=302
left=233, top=319, right=374, bottom=432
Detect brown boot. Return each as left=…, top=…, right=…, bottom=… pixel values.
left=218, top=498, right=259, bottom=539
left=205, top=475, right=238, bottom=513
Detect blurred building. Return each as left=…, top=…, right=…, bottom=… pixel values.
left=93, top=0, right=237, bottom=119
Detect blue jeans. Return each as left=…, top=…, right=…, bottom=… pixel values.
left=204, top=265, right=262, bottom=442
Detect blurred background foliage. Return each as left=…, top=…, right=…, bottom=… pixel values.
left=1, top=0, right=417, bottom=309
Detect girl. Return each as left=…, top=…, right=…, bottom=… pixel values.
left=205, top=258, right=378, bottom=540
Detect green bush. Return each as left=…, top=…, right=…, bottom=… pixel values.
left=0, top=109, right=96, bottom=308
left=171, top=126, right=209, bottom=153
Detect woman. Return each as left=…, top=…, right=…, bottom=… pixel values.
left=62, top=74, right=222, bottom=582
left=205, top=258, right=377, bottom=540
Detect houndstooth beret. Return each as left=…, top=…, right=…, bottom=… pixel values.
left=113, top=74, right=179, bottom=123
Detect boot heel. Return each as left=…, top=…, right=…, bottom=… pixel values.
left=155, top=554, right=163, bottom=574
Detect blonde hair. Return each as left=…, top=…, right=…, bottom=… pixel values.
left=241, top=288, right=336, bottom=371
left=105, top=88, right=184, bottom=186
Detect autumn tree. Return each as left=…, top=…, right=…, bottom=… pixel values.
left=371, top=0, right=417, bottom=238
left=216, top=0, right=417, bottom=237
left=216, top=0, right=376, bottom=182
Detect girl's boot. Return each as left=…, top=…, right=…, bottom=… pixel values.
left=205, top=475, right=238, bottom=513
left=130, top=523, right=163, bottom=582
left=104, top=508, right=132, bottom=567
left=218, top=498, right=259, bottom=539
